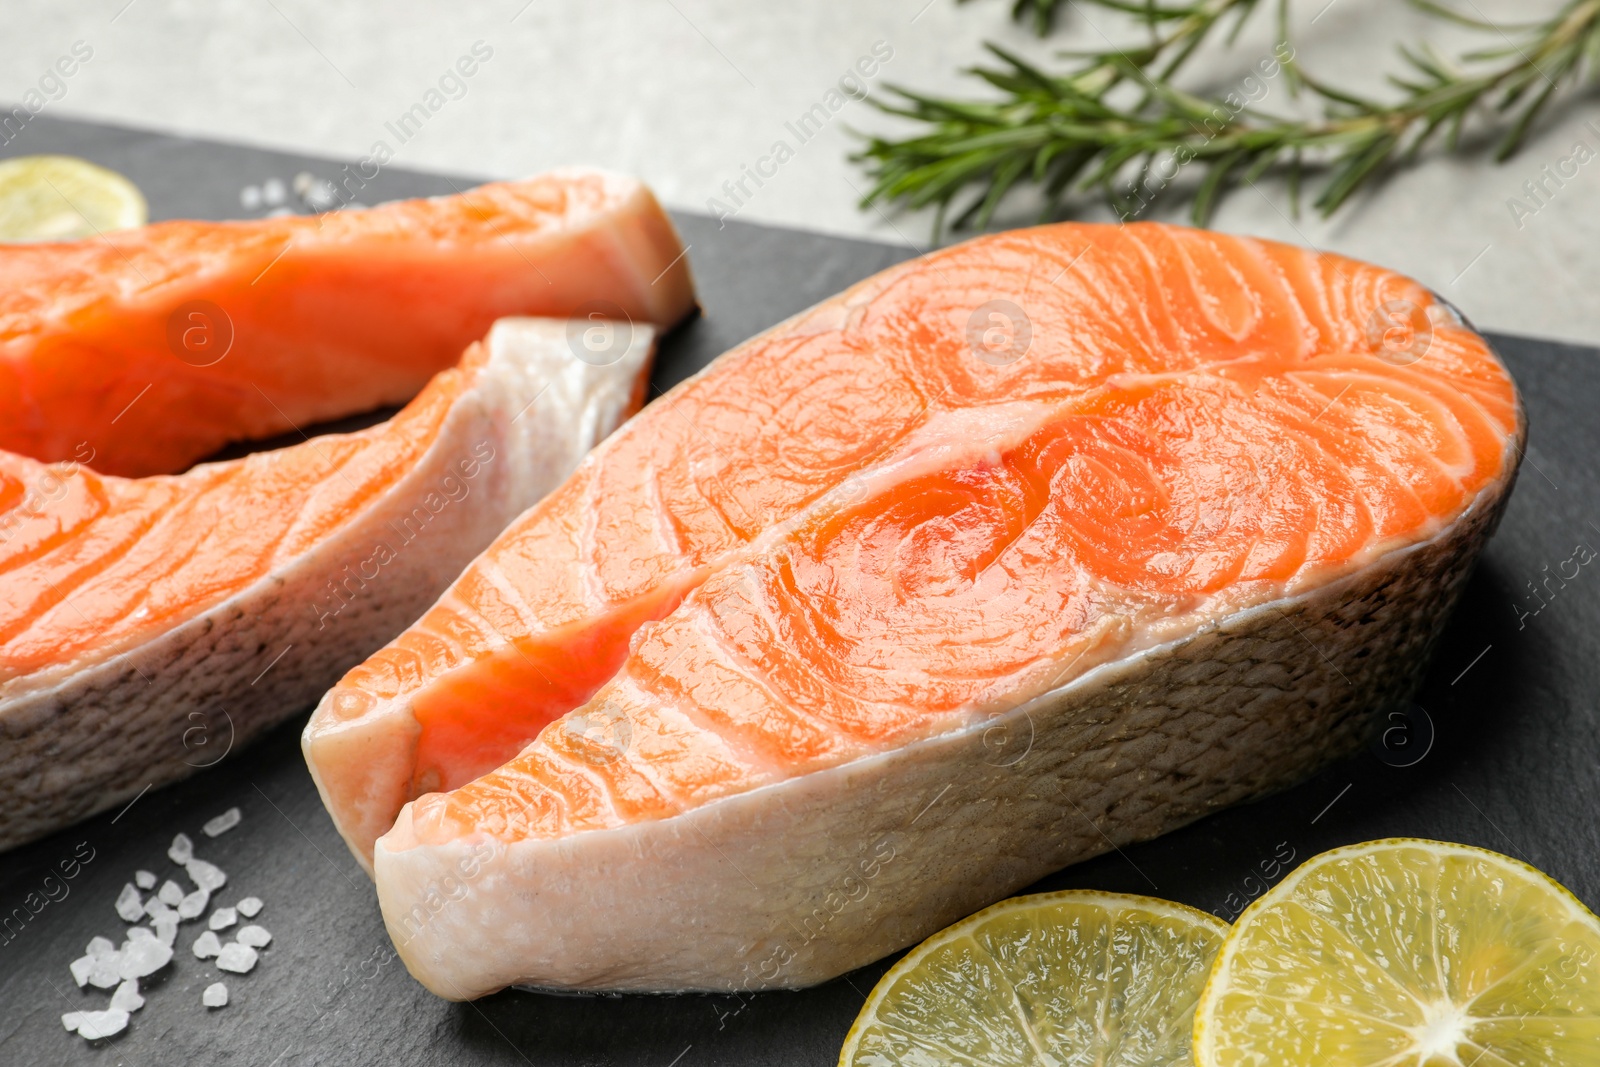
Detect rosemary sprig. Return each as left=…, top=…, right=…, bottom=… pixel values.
left=858, top=0, right=1600, bottom=234
left=865, top=0, right=1263, bottom=232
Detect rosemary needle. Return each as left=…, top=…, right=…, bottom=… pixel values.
left=859, top=0, right=1600, bottom=234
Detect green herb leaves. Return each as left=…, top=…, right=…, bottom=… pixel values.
left=858, top=0, right=1600, bottom=234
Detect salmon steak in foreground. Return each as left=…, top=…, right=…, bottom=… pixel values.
left=307, top=222, right=1522, bottom=997
left=0, top=171, right=696, bottom=850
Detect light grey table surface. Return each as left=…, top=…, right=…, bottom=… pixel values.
left=2, top=0, right=1598, bottom=344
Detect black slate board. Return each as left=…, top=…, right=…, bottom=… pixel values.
left=1, top=115, right=1597, bottom=1067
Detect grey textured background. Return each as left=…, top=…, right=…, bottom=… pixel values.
left=3, top=0, right=1600, bottom=344
left=0, top=114, right=1595, bottom=1067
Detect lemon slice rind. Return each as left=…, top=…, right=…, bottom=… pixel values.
left=0, top=154, right=147, bottom=243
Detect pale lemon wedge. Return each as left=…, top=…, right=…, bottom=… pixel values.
left=0, top=154, right=146, bottom=242
left=840, top=890, right=1229, bottom=1066
left=1194, top=838, right=1600, bottom=1066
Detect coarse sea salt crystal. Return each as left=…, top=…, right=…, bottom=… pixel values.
left=178, top=888, right=210, bottom=920
left=202, top=807, right=241, bottom=837
left=185, top=858, right=226, bottom=892
left=67, top=835, right=276, bottom=1043
left=236, top=924, right=272, bottom=949
left=72, top=1008, right=129, bottom=1039
left=192, top=930, right=222, bottom=959
left=88, top=953, right=122, bottom=989
left=111, top=978, right=144, bottom=1012
left=118, top=936, right=172, bottom=980
left=69, top=956, right=94, bottom=987
left=168, top=833, right=194, bottom=865
left=215, top=942, right=258, bottom=974
left=115, top=884, right=145, bottom=923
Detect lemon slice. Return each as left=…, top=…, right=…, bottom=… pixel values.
left=0, top=155, right=147, bottom=242
left=840, top=890, right=1229, bottom=1066
left=1194, top=838, right=1600, bottom=1066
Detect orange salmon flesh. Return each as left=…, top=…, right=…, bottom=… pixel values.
left=0, top=168, right=694, bottom=477
left=303, top=222, right=1520, bottom=889
left=0, top=169, right=695, bottom=850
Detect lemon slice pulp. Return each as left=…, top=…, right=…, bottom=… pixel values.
left=840, top=890, right=1229, bottom=1066
left=0, top=154, right=147, bottom=242
left=1194, top=838, right=1600, bottom=1066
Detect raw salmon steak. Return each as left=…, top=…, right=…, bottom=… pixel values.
left=0, top=319, right=664, bottom=850
left=310, top=222, right=1522, bottom=997
left=0, top=168, right=695, bottom=477
left=0, top=170, right=697, bottom=850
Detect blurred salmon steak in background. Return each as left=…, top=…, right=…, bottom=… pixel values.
left=299, top=222, right=1523, bottom=997
left=0, top=168, right=694, bottom=476
left=0, top=170, right=697, bottom=850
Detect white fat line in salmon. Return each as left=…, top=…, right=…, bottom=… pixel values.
left=705, top=40, right=895, bottom=229
left=309, top=441, right=496, bottom=630
left=0, top=840, right=95, bottom=947
left=519, top=366, right=1509, bottom=867
left=0, top=442, right=98, bottom=547
left=550, top=375, right=1484, bottom=810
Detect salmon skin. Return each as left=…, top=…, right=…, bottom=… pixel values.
left=0, top=168, right=695, bottom=477
left=305, top=222, right=1523, bottom=997
left=0, top=170, right=697, bottom=851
